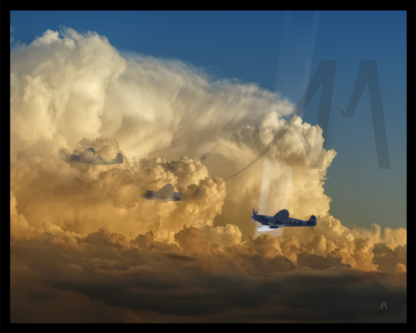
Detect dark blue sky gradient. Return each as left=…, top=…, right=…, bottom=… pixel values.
left=10, top=11, right=406, bottom=230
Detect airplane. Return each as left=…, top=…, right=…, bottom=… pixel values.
left=139, top=183, right=202, bottom=202
left=61, top=147, right=123, bottom=165
left=251, top=208, right=317, bottom=231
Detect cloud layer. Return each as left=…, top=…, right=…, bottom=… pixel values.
left=10, top=28, right=406, bottom=322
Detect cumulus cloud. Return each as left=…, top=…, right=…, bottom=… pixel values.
left=10, top=27, right=406, bottom=322
left=199, top=224, right=242, bottom=247
left=10, top=190, right=44, bottom=240
left=10, top=27, right=294, bottom=161
left=11, top=138, right=226, bottom=243
left=10, top=218, right=406, bottom=322
left=349, top=223, right=407, bottom=250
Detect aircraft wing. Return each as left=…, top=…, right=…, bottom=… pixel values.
left=257, top=225, right=280, bottom=232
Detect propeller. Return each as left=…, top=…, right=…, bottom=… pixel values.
left=251, top=209, right=259, bottom=224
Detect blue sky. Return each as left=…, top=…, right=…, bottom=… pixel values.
left=10, top=10, right=406, bottom=230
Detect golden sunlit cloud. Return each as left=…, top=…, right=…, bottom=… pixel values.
left=10, top=28, right=406, bottom=322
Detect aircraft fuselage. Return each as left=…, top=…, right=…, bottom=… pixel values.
left=62, top=148, right=123, bottom=165
left=141, top=184, right=202, bottom=202
left=253, top=215, right=316, bottom=228
left=251, top=209, right=317, bottom=231
left=141, top=190, right=184, bottom=201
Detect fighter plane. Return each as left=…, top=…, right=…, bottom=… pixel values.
left=140, top=183, right=202, bottom=202
left=61, top=148, right=123, bottom=165
left=251, top=208, right=317, bottom=231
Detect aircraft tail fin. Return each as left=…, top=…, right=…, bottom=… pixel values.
left=195, top=189, right=202, bottom=201
left=113, top=153, right=123, bottom=164
left=309, top=215, right=317, bottom=226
